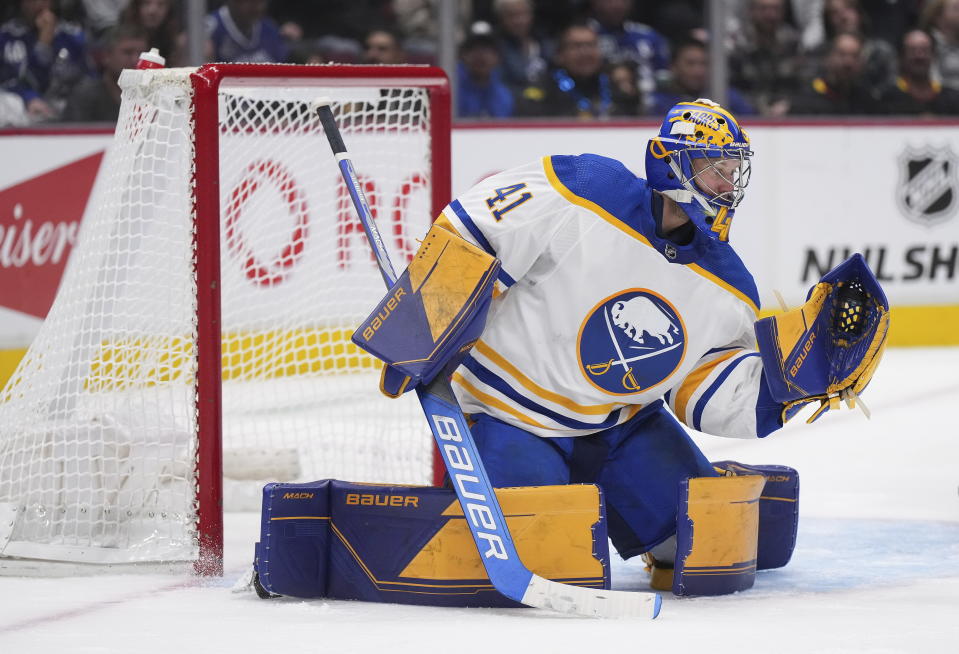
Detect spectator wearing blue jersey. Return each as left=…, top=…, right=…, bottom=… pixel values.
left=652, top=39, right=755, bottom=116
left=0, top=0, right=90, bottom=121
left=206, top=0, right=289, bottom=64
left=517, top=21, right=640, bottom=119
left=728, top=0, right=804, bottom=116
left=492, top=0, right=551, bottom=92
left=586, top=0, right=670, bottom=112
left=457, top=27, right=515, bottom=119
left=62, top=24, right=148, bottom=123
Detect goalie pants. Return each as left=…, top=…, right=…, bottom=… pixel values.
left=468, top=400, right=716, bottom=559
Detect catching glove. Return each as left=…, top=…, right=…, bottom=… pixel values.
left=754, top=254, right=889, bottom=424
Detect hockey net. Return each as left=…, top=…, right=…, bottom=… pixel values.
left=0, top=64, right=450, bottom=573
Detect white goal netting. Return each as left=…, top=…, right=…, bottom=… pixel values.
left=0, top=66, right=439, bottom=568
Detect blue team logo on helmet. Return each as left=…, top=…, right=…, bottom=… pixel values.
left=645, top=98, right=753, bottom=242
left=577, top=289, right=686, bottom=395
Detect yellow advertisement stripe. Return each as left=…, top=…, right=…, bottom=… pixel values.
left=542, top=156, right=759, bottom=315
left=474, top=341, right=621, bottom=416
left=673, top=349, right=742, bottom=424
left=451, top=371, right=548, bottom=430
left=2, top=306, right=955, bottom=393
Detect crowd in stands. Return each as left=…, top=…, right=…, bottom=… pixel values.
left=3, top=0, right=959, bottom=125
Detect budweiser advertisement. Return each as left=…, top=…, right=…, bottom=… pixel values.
left=0, top=150, right=103, bottom=325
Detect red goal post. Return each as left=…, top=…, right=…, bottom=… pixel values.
left=0, top=64, right=450, bottom=576
left=191, top=65, right=450, bottom=574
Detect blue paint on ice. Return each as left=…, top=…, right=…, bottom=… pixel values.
left=611, top=518, right=959, bottom=596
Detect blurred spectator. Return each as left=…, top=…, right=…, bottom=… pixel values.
left=457, top=26, right=514, bottom=118
left=393, top=0, right=473, bottom=64
left=119, top=0, right=182, bottom=66
left=651, top=39, right=755, bottom=116
left=517, top=21, right=639, bottom=118
left=271, top=0, right=394, bottom=42
left=920, top=0, right=959, bottom=89
left=608, top=61, right=641, bottom=115
left=81, top=0, right=127, bottom=35
left=790, top=0, right=826, bottom=50
left=586, top=0, right=669, bottom=110
left=363, top=28, right=406, bottom=65
left=206, top=0, right=289, bottom=63
left=860, top=0, right=919, bottom=49
left=728, top=0, right=804, bottom=116
left=651, top=0, right=706, bottom=44
left=878, top=29, right=959, bottom=116
left=802, top=0, right=896, bottom=91
left=0, top=0, right=91, bottom=122
left=492, top=0, right=550, bottom=91
left=788, top=33, right=877, bottom=114
left=62, top=24, right=147, bottom=122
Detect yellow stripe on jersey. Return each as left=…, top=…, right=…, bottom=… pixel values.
left=451, top=371, right=549, bottom=430
left=687, top=263, right=760, bottom=315
left=541, top=156, right=759, bottom=316
left=622, top=403, right=646, bottom=422
left=673, top=349, right=742, bottom=424
left=474, top=340, right=623, bottom=416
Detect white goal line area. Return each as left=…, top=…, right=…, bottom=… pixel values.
left=0, top=64, right=449, bottom=571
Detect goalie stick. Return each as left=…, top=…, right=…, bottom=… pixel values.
left=315, top=98, right=662, bottom=619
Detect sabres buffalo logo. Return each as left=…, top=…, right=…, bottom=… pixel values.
left=577, top=289, right=686, bottom=395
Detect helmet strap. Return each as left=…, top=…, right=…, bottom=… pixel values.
left=662, top=189, right=694, bottom=203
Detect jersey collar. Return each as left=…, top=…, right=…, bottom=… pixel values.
left=643, top=191, right=711, bottom=264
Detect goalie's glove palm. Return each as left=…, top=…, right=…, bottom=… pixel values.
left=755, top=254, right=889, bottom=424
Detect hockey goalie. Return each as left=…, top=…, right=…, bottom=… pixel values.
left=253, top=98, right=888, bottom=604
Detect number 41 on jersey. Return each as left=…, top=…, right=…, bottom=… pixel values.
left=486, top=183, right=532, bottom=221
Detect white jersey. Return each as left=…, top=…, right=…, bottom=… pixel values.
left=440, top=154, right=779, bottom=440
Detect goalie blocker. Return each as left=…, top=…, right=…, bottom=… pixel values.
left=351, top=223, right=500, bottom=398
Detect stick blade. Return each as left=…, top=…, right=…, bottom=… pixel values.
left=522, top=575, right=662, bottom=619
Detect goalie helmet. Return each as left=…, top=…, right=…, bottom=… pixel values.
left=645, top=98, right=753, bottom=242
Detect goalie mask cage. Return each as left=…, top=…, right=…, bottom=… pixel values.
left=0, top=64, right=450, bottom=575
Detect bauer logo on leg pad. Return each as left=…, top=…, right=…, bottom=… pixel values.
left=255, top=480, right=609, bottom=608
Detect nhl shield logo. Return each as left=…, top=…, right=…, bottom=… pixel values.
left=577, top=289, right=686, bottom=395
left=897, top=146, right=958, bottom=226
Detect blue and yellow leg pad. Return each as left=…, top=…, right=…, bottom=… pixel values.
left=253, top=480, right=609, bottom=607
left=649, top=461, right=800, bottom=596
left=673, top=473, right=765, bottom=596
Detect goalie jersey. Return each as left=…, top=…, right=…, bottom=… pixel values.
left=441, top=154, right=782, bottom=440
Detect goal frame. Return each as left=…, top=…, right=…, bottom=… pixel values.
left=188, top=64, right=451, bottom=574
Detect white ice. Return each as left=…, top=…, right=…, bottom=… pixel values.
left=1, top=347, right=957, bottom=654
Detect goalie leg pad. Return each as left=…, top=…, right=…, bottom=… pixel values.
left=351, top=223, right=500, bottom=397
left=253, top=480, right=610, bottom=608
left=713, top=461, right=800, bottom=570
left=673, top=473, right=765, bottom=596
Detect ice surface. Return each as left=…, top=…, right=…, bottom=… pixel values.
left=1, top=347, right=957, bottom=653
